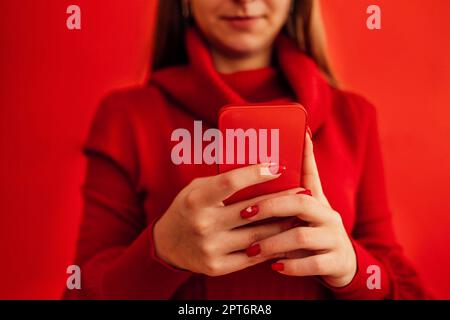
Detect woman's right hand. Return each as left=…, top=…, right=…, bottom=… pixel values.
left=153, top=163, right=304, bottom=276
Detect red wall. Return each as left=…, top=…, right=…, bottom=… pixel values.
left=0, top=0, right=157, bottom=299
left=0, top=0, right=448, bottom=299
left=321, top=0, right=450, bottom=298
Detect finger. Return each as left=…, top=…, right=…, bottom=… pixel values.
left=302, top=128, right=325, bottom=200
left=236, top=193, right=327, bottom=227
left=285, top=249, right=312, bottom=260
left=214, top=251, right=286, bottom=276
left=219, top=186, right=306, bottom=229
left=257, top=227, right=334, bottom=256
left=273, top=253, right=335, bottom=277
left=199, top=163, right=285, bottom=206
left=224, top=217, right=299, bottom=253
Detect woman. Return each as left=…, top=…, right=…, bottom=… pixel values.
left=65, top=0, right=431, bottom=299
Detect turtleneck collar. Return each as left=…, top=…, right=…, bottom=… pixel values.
left=218, top=66, right=294, bottom=103
left=150, top=26, right=334, bottom=135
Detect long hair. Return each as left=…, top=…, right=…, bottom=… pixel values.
left=151, top=0, right=336, bottom=84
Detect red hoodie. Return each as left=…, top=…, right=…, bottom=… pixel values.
left=65, top=26, right=431, bottom=299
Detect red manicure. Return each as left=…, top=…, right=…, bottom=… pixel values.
left=268, top=163, right=287, bottom=175
left=246, top=244, right=261, bottom=257
left=271, top=262, right=284, bottom=271
left=240, top=205, right=259, bottom=219
left=296, top=189, right=312, bottom=196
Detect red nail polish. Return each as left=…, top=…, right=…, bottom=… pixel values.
left=306, top=126, right=312, bottom=139
left=296, top=189, right=312, bottom=196
left=240, top=205, right=259, bottom=219
left=268, top=163, right=286, bottom=175
left=246, top=244, right=261, bottom=257
left=271, top=262, right=284, bottom=271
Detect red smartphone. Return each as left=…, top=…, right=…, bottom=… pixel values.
left=218, top=103, right=307, bottom=205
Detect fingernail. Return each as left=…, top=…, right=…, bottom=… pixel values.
left=240, top=205, right=259, bottom=219
left=271, top=262, right=284, bottom=271
left=246, top=243, right=261, bottom=257
left=306, top=126, right=312, bottom=139
left=268, top=163, right=286, bottom=175
left=296, top=189, right=312, bottom=196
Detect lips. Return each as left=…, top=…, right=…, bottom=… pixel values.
left=221, top=15, right=264, bottom=29
left=222, top=15, right=263, bottom=21
left=223, top=15, right=260, bottom=19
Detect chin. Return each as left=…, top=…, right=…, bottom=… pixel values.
left=219, top=35, right=269, bottom=56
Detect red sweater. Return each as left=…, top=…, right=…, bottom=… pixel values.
left=65, top=27, right=431, bottom=299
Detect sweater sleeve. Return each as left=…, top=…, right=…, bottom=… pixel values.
left=63, top=95, right=192, bottom=299
left=327, top=100, right=433, bottom=300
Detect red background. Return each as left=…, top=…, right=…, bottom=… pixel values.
left=0, top=0, right=449, bottom=299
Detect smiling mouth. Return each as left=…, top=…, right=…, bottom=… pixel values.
left=221, top=16, right=264, bottom=21
left=220, top=15, right=265, bottom=29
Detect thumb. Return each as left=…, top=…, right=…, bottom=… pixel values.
left=302, top=126, right=331, bottom=208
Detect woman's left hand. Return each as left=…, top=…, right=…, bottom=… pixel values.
left=243, top=127, right=357, bottom=287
